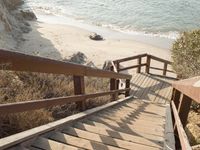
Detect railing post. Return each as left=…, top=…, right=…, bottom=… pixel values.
left=73, top=75, right=85, bottom=111
left=110, top=78, right=117, bottom=101
left=137, top=57, right=141, bottom=73
left=110, top=65, right=117, bottom=101
left=146, top=55, right=151, bottom=74
left=177, top=94, right=192, bottom=128
left=163, top=62, right=168, bottom=76
left=125, top=79, right=130, bottom=97
left=171, top=88, right=181, bottom=109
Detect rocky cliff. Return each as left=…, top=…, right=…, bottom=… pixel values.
left=0, top=0, right=35, bottom=50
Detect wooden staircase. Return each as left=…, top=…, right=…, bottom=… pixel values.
left=0, top=50, right=198, bottom=150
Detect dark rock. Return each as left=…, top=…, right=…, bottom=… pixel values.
left=20, top=10, right=37, bottom=21
left=69, top=52, right=87, bottom=64
left=89, top=33, right=104, bottom=41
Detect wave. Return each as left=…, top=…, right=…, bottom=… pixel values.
left=23, top=2, right=180, bottom=40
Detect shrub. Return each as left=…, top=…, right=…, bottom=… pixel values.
left=171, top=30, right=200, bottom=79
left=0, top=71, right=110, bottom=138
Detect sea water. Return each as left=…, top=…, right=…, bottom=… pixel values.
left=23, top=0, right=200, bottom=48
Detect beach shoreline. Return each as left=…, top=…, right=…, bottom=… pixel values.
left=18, top=18, right=173, bottom=68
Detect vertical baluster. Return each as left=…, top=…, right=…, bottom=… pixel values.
left=146, top=55, right=151, bottom=74
left=73, top=75, right=85, bottom=111
left=137, top=57, right=141, bottom=73
left=163, top=62, right=168, bottom=76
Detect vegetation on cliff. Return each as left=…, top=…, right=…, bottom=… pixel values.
left=171, top=30, right=200, bottom=146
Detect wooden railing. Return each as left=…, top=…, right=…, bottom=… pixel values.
left=0, top=49, right=131, bottom=113
left=171, top=77, right=200, bottom=150
left=113, top=53, right=175, bottom=77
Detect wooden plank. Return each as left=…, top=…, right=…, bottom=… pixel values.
left=149, top=67, right=174, bottom=73
left=31, top=137, right=81, bottom=150
left=0, top=96, right=133, bottom=149
left=74, top=76, right=86, bottom=110
left=171, top=101, right=192, bottom=150
left=73, top=122, right=164, bottom=146
left=146, top=55, right=151, bottom=73
left=87, top=115, right=164, bottom=132
left=83, top=119, right=164, bottom=137
left=149, top=55, right=171, bottom=64
left=134, top=74, right=152, bottom=98
left=0, top=49, right=131, bottom=79
left=163, top=63, right=168, bottom=76
left=137, top=57, right=142, bottom=73
left=0, top=88, right=130, bottom=114
left=118, top=63, right=146, bottom=71
left=62, top=127, right=161, bottom=150
left=113, top=53, right=147, bottom=63
left=95, top=111, right=164, bottom=126
left=86, top=116, right=164, bottom=134
left=164, top=105, right=175, bottom=150
left=110, top=78, right=118, bottom=101
left=50, top=132, right=124, bottom=150
left=131, top=73, right=146, bottom=94
left=172, top=76, right=200, bottom=103
left=177, top=94, right=192, bottom=128
left=125, top=79, right=130, bottom=97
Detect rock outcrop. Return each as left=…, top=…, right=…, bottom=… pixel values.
left=89, top=33, right=104, bottom=41
left=0, top=0, right=35, bottom=50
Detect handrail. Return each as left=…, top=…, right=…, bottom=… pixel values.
left=0, top=88, right=130, bottom=114
left=171, top=77, right=200, bottom=149
left=171, top=101, right=192, bottom=150
left=0, top=49, right=132, bottom=112
left=0, top=49, right=131, bottom=79
left=113, top=53, right=175, bottom=77
left=172, top=76, right=200, bottom=103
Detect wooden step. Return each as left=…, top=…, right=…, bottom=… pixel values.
left=31, top=137, right=82, bottom=150
left=83, top=119, right=164, bottom=137
left=89, top=115, right=164, bottom=129
left=73, top=122, right=164, bottom=147
left=96, top=111, right=165, bottom=125
left=62, top=127, right=161, bottom=150
left=86, top=116, right=164, bottom=134
left=99, top=110, right=165, bottom=124
left=49, top=132, right=125, bottom=150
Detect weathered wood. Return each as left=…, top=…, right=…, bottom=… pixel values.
left=164, top=105, right=175, bottom=150
left=125, top=79, right=130, bottom=97
left=73, top=122, right=164, bottom=146
left=171, top=101, right=192, bottom=150
left=31, top=137, right=81, bottom=150
left=137, top=57, right=142, bottom=73
left=62, top=127, right=161, bottom=150
left=163, top=63, right=168, bottom=76
left=172, top=76, right=200, bottom=103
left=149, top=55, right=171, bottom=64
left=149, top=66, right=174, bottom=73
left=73, top=76, right=85, bottom=110
left=0, top=88, right=130, bottom=114
left=50, top=132, right=124, bottom=150
left=172, top=89, right=181, bottom=109
left=113, top=53, right=147, bottom=63
left=118, top=63, right=146, bottom=72
left=0, top=96, right=133, bottom=149
left=110, top=78, right=117, bottom=101
left=177, top=94, right=192, bottom=128
left=146, top=55, right=151, bottom=74
left=0, top=49, right=131, bottom=79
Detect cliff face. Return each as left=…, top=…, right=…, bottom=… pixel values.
left=0, top=0, right=35, bottom=50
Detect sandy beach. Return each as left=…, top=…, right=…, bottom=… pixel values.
left=19, top=21, right=172, bottom=68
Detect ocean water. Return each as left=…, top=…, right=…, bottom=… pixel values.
left=24, top=0, right=200, bottom=40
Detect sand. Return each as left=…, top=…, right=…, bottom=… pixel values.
left=19, top=21, right=172, bottom=68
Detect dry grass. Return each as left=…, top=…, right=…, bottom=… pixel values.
left=0, top=70, right=110, bottom=138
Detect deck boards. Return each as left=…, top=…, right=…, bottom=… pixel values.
left=5, top=73, right=175, bottom=150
